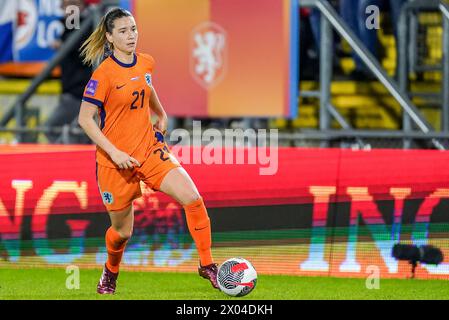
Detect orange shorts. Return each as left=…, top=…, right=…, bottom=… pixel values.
left=96, top=138, right=181, bottom=212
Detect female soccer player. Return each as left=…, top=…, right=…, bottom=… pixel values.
left=78, top=8, right=218, bottom=294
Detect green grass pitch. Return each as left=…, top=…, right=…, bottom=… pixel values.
left=0, top=267, right=448, bottom=300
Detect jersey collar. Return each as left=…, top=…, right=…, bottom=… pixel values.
left=111, top=53, right=137, bottom=68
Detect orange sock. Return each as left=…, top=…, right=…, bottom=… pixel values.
left=105, top=227, right=128, bottom=274
left=184, top=197, right=214, bottom=266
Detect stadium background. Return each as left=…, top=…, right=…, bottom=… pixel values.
left=1, top=0, right=449, bottom=284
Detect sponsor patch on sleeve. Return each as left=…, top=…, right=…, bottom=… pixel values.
left=86, top=79, right=99, bottom=96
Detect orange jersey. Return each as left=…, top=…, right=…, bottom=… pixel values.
left=82, top=52, right=156, bottom=168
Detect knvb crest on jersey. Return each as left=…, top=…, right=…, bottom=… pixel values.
left=102, top=191, right=114, bottom=205
left=145, top=73, right=152, bottom=87
left=190, top=22, right=227, bottom=89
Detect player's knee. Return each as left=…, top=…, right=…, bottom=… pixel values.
left=181, top=191, right=201, bottom=206
left=116, top=228, right=133, bottom=240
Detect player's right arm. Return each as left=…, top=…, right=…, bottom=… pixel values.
left=78, top=102, right=139, bottom=170
left=78, top=71, right=140, bottom=170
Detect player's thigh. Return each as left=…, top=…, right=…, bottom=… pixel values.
left=96, top=164, right=142, bottom=217
left=140, top=141, right=198, bottom=205
left=159, top=167, right=200, bottom=206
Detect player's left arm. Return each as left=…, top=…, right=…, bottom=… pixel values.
left=149, top=85, right=168, bottom=134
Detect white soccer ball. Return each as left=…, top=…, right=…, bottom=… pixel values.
left=217, top=257, right=257, bottom=297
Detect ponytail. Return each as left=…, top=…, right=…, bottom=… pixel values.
left=80, top=15, right=108, bottom=66
left=80, top=8, right=133, bottom=66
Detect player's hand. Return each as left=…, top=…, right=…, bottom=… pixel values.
left=109, top=149, right=141, bottom=170
left=154, top=114, right=168, bottom=135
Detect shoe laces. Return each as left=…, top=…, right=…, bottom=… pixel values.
left=101, top=270, right=117, bottom=288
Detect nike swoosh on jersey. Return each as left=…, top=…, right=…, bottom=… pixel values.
left=195, top=226, right=208, bottom=231
left=116, top=84, right=127, bottom=89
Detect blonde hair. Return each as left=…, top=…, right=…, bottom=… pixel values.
left=80, top=8, right=132, bottom=66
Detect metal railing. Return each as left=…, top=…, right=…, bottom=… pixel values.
left=300, top=0, right=447, bottom=150
left=398, top=0, right=444, bottom=148
left=440, top=1, right=449, bottom=132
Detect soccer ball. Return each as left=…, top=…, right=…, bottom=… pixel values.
left=217, top=257, right=257, bottom=297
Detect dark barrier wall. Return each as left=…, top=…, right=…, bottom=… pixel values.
left=1, top=145, right=449, bottom=279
